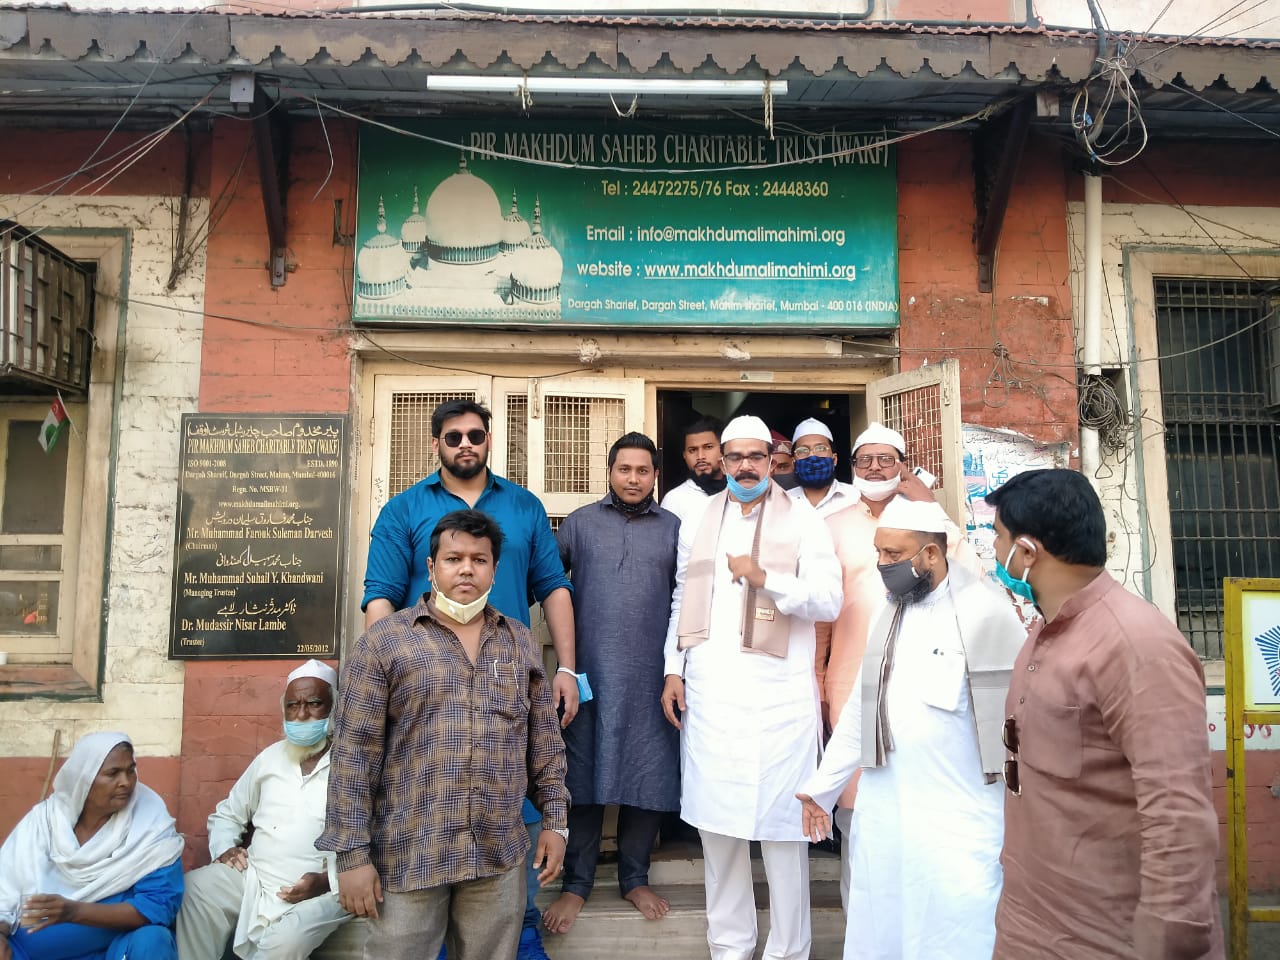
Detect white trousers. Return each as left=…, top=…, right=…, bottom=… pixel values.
left=176, top=861, right=350, bottom=960
left=834, top=806, right=853, bottom=913
left=700, top=830, right=811, bottom=960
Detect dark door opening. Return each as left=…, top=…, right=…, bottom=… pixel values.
left=656, top=388, right=864, bottom=498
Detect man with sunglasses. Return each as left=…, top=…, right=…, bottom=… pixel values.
left=361, top=398, right=576, bottom=960
left=661, top=415, right=841, bottom=960
left=811, top=422, right=981, bottom=911
left=797, top=496, right=1024, bottom=960
left=985, top=469, right=1223, bottom=960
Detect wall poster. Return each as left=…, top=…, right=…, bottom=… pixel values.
left=354, top=120, right=899, bottom=329
left=169, top=415, right=346, bottom=660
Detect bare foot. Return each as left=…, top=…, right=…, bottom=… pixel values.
left=624, top=885, right=670, bottom=920
left=543, top=892, right=586, bottom=934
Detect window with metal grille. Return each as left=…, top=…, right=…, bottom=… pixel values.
left=388, top=391, right=475, bottom=497
left=1, top=221, right=94, bottom=397
left=544, top=396, right=625, bottom=494
left=1155, top=278, right=1280, bottom=659
left=505, top=393, right=528, bottom=487
left=880, top=385, right=945, bottom=483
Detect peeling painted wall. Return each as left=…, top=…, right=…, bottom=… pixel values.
left=0, top=193, right=208, bottom=760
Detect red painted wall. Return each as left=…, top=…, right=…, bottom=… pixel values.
left=897, top=131, right=1078, bottom=446
left=179, top=117, right=355, bottom=865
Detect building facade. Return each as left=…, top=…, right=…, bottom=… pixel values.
left=1, top=1, right=1279, bottom=888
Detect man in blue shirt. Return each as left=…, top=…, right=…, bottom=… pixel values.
left=362, top=398, right=577, bottom=960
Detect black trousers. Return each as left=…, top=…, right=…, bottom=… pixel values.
left=561, top=803, right=664, bottom=899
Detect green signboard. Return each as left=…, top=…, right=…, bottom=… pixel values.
left=354, top=121, right=898, bottom=329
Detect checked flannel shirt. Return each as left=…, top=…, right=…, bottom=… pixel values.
left=318, top=597, right=569, bottom=891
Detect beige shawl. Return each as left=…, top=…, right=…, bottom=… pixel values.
left=676, top=481, right=800, bottom=659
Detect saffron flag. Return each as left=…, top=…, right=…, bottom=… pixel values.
left=38, top=396, right=70, bottom=453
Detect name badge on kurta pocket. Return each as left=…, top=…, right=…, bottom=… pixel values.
left=920, top=649, right=967, bottom=712
left=754, top=607, right=775, bottom=622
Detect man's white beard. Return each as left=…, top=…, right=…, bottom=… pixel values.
left=283, top=737, right=330, bottom=765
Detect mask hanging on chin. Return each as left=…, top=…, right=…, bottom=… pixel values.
left=430, top=581, right=492, bottom=624
left=855, top=474, right=902, bottom=502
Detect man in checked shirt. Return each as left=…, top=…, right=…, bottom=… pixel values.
left=318, top=509, right=570, bottom=960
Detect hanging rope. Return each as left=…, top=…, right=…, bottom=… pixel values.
left=763, top=76, right=775, bottom=140
left=609, top=92, right=638, bottom=118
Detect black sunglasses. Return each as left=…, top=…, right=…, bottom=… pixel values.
left=441, top=429, right=488, bottom=448
left=1002, top=716, right=1021, bottom=796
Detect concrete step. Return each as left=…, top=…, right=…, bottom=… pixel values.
left=537, top=879, right=845, bottom=960
left=312, top=849, right=845, bottom=960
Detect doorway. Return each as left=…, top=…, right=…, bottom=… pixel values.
left=656, top=388, right=865, bottom=497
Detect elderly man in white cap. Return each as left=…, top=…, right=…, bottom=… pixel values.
left=177, top=659, right=351, bottom=960
left=797, top=497, right=1025, bottom=960
left=813, top=421, right=982, bottom=911
left=660, top=415, right=841, bottom=960
left=787, top=416, right=857, bottom=516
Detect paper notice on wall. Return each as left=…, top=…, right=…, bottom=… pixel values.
left=962, top=425, right=1071, bottom=617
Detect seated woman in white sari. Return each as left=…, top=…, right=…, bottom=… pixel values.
left=0, top=732, right=185, bottom=960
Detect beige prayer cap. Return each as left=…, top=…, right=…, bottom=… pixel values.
left=853, top=422, right=906, bottom=456
left=878, top=496, right=948, bottom=534
left=721, top=415, right=772, bottom=446
left=287, top=658, right=337, bottom=689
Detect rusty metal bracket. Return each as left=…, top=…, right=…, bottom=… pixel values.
left=973, top=96, right=1033, bottom=293
left=251, top=82, right=290, bottom=287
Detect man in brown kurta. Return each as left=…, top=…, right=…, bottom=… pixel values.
left=985, top=468, right=1223, bottom=960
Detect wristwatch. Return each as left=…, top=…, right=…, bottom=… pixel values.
left=549, top=827, right=569, bottom=841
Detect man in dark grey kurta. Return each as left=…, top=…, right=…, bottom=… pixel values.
left=542, top=432, right=680, bottom=935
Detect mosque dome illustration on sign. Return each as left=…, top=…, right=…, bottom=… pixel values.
left=354, top=158, right=563, bottom=320
left=400, top=185, right=428, bottom=254
left=510, top=199, right=563, bottom=304
left=424, top=155, right=503, bottom=263
left=500, top=191, right=531, bottom=252
left=356, top=197, right=409, bottom=300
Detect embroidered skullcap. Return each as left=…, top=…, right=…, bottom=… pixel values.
left=877, top=496, right=948, bottom=534
left=792, top=417, right=833, bottom=444
left=286, top=658, right=337, bottom=690
left=720, top=415, right=772, bottom=446
left=853, top=421, right=906, bottom=456
left=770, top=431, right=792, bottom=455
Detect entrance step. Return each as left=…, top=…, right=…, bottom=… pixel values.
left=539, top=851, right=844, bottom=960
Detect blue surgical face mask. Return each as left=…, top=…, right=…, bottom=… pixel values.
left=283, top=717, right=331, bottom=747
left=995, top=543, right=1036, bottom=604
left=793, top=455, right=836, bottom=490
left=725, top=472, right=769, bottom=503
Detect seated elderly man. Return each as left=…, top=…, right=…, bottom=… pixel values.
left=177, top=660, right=351, bottom=960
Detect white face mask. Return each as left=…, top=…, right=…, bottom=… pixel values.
left=854, top=474, right=902, bottom=502
left=431, top=586, right=491, bottom=624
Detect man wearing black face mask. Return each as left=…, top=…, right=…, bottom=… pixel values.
left=797, top=496, right=1025, bottom=960
left=660, top=415, right=725, bottom=539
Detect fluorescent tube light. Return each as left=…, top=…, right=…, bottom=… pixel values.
left=424, top=76, right=787, bottom=96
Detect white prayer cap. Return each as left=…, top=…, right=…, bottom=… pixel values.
left=878, top=496, right=948, bottom=534
left=853, top=422, right=906, bottom=455
left=287, top=658, right=337, bottom=689
left=792, top=417, right=833, bottom=444
left=721, top=415, right=772, bottom=446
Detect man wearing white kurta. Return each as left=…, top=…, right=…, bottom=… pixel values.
left=797, top=499, right=1026, bottom=960
left=660, top=415, right=725, bottom=538
left=177, top=660, right=351, bottom=960
left=661, top=415, right=842, bottom=960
